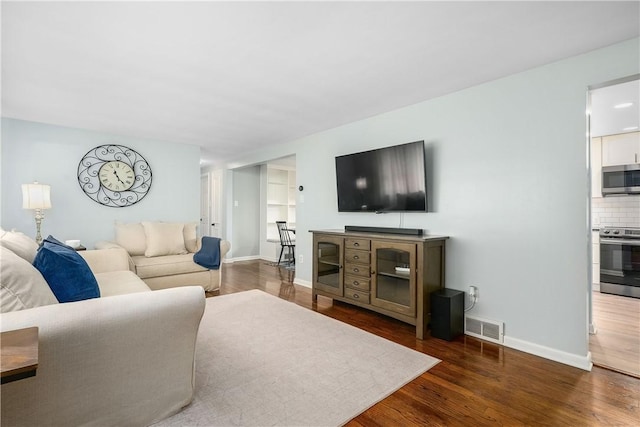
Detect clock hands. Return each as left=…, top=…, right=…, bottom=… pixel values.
left=113, top=170, right=125, bottom=185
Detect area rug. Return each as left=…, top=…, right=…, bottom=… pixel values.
left=155, top=290, right=440, bottom=426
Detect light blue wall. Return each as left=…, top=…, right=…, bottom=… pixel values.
left=1, top=118, right=200, bottom=247
left=212, top=38, right=640, bottom=365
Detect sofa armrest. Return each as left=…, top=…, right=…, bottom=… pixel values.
left=0, top=286, right=205, bottom=426
left=221, top=240, right=231, bottom=260
left=79, top=248, right=131, bottom=274
left=94, top=241, right=136, bottom=272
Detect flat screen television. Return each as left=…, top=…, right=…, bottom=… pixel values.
left=335, top=141, right=427, bottom=212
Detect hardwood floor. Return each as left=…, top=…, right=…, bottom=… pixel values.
left=590, top=290, right=640, bottom=378
left=215, top=261, right=640, bottom=426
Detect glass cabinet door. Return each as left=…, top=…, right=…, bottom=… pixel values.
left=371, top=241, right=416, bottom=316
left=313, top=235, right=344, bottom=296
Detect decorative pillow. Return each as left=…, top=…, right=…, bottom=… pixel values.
left=115, top=221, right=147, bottom=256
left=33, top=236, right=100, bottom=303
left=142, top=222, right=187, bottom=257
left=1, top=246, right=58, bottom=312
left=183, top=222, right=198, bottom=253
left=0, top=229, right=40, bottom=263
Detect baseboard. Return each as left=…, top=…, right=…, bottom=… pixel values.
left=226, top=255, right=262, bottom=263
left=294, top=278, right=312, bottom=288
left=503, top=336, right=593, bottom=371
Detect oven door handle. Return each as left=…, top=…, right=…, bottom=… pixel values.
left=600, top=238, right=640, bottom=246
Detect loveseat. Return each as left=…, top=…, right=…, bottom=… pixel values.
left=0, top=230, right=205, bottom=426
left=96, top=221, right=230, bottom=292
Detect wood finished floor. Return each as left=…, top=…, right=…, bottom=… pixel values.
left=590, top=290, right=640, bottom=378
left=213, top=261, right=640, bottom=426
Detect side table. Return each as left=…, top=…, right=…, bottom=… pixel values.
left=1, top=327, right=39, bottom=384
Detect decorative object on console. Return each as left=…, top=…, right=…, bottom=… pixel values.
left=77, top=144, right=152, bottom=208
left=21, top=181, right=51, bottom=245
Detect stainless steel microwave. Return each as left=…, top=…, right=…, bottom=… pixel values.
left=602, top=164, right=640, bottom=195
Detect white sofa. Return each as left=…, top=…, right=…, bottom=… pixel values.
left=96, top=221, right=230, bottom=292
left=0, top=230, right=205, bottom=426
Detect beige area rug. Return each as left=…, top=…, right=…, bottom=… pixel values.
left=155, top=290, right=440, bottom=426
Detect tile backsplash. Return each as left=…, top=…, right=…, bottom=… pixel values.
left=592, top=196, right=640, bottom=228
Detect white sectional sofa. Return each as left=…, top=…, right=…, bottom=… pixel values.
left=96, top=221, right=230, bottom=292
left=0, top=230, right=205, bottom=426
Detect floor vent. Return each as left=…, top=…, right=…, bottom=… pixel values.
left=465, top=315, right=504, bottom=344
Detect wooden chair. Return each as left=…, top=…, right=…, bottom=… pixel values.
left=276, top=221, right=295, bottom=266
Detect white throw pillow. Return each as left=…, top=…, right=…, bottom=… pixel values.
left=142, top=222, right=187, bottom=257
left=183, top=222, right=198, bottom=253
left=115, top=222, right=147, bottom=256
left=0, top=229, right=39, bottom=263
left=0, top=246, right=59, bottom=312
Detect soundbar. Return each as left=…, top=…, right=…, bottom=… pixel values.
left=344, top=225, right=424, bottom=236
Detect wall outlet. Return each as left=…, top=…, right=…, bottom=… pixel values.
left=469, top=286, right=478, bottom=299
left=299, top=254, right=304, bottom=264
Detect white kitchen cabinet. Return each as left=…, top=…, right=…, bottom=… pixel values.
left=601, top=132, right=640, bottom=166
left=591, top=137, right=602, bottom=198
left=592, top=230, right=600, bottom=285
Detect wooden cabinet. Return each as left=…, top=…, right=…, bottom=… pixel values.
left=601, top=132, right=640, bottom=166
left=313, top=234, right=344, bottom=297
left=311, top=230, right=448, bottom=339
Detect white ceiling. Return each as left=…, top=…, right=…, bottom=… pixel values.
left=2, top=1, right=639, bottom=166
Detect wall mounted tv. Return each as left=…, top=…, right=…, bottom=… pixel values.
left=335, top=141, right=427, bottom=213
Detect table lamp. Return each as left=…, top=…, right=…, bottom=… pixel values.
left=22, top=182, right=51, bottom=245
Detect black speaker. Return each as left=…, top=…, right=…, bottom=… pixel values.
left=430, top=289, right=464, bottom=341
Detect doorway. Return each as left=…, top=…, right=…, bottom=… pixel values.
left=588, top=76, right=640, bottom=378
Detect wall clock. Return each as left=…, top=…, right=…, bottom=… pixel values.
left=77, top=144, right=152, bottom=207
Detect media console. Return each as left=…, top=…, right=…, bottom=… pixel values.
left=311, top=229, right=448, bottom=339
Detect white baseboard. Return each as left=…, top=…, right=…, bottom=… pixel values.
left=294, top=278, right=312, bottom=288
left=226, top=255, right=262, bottom=263
left=503, top=336, right=593, bottom=371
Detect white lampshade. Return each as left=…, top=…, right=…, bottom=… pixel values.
left=22, top=182, right=52, bottom=210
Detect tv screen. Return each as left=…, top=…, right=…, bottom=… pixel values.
left=335, top=141, right=427, bottom=212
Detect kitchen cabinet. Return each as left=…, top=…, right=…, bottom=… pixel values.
left=601, top=132, right=640, bottom=166
left=591, top=137, right=602, bottom=198
left=311, top=229, right=448, bottom=339
left=592, top=230, right=600, bottom=285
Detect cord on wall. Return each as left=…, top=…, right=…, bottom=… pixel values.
left=465, top=286, right=478, bottom=312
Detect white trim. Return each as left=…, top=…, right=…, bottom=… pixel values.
left=226, top=255, right=262, bottom=263
left=503, top=336, right=593, bottom=371
left=294, top=278, right=312, bottom=288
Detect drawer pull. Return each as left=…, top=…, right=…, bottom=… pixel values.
left=354, top=281, right=359, bottom=286
left=353, top=268, right=359, bottom=272
left=354, top=242, right=360, bottom=247
left=353, top=255, right=359, bottom=260
left=353, top=293, right=359, bottom=299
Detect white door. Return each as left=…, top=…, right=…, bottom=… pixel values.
left=200, top=174, right=211, bottom=237
left=210, top=170, right=223, bottom=238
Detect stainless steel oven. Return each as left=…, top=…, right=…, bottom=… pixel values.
left=600, top=227, right=640, bottom=298
left=601, top=164, right=640, bottom=195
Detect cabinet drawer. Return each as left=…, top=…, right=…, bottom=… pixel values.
left=345, top=262, right=370, bottom=277
left=345, top=275, right=370, bottom=292
left=344, top=288, right=370, bottom=304
left=345, top=238, right=370, bottom=250
left=345, top=249, right=370, bottom=265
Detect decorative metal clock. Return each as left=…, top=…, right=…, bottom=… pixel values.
left=77, top=144, right=152, bottom=207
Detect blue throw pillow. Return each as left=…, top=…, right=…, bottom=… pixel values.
left=33, top=236, right=100, bottom=303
